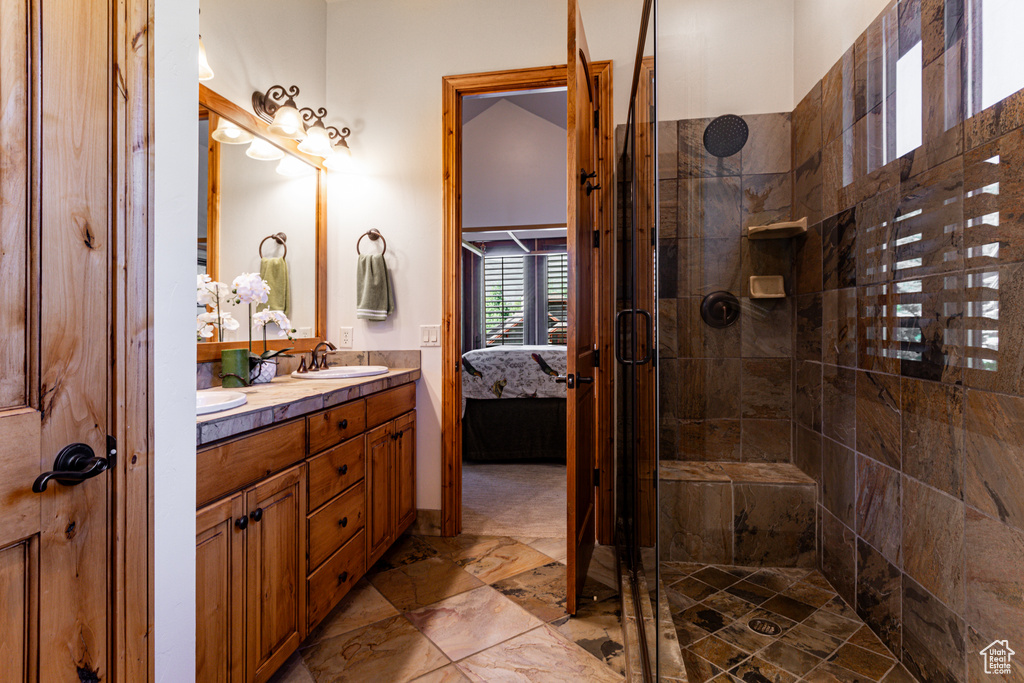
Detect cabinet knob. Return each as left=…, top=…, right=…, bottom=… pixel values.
left=250, top=507, right=263, bottom=523
left=338, top=571, right=349, bottom=584
left=235, top=516, right=248, bottom=530
left=339, top=517, right=348, bottom=528
left=338, top=464, right=348, bottom=476
left=338, top=419, right=348, bottom=430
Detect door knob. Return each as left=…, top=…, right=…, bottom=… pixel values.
left=338, top=419, right=348, bottom=429
left=338, top=464, right=348, bottom=476
left=32, top=443, right=111, bottom=493
left=338, top=571, right=349, bottom=584
left=235, top=516, right=248, bottom=530
left=555, top=374, right=576, bottom=389
left=250, top=507, right=263, bottom=523
left=339, top=517, right=348, bottom=527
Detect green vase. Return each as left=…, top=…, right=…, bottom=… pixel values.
left=221, top=349, right=250, bottom=388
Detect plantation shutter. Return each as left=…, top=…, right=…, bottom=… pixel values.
left=483, top=256, right=525, bottom=346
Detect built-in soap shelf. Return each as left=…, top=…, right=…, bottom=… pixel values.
left=749, top=276, right=786, bottom=299
left=747, top=217, right=808, bottom=239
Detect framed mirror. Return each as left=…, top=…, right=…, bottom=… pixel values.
left=197, top=84, right=327, bottom=362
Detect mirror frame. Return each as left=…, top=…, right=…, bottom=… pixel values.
left=197, top=84, right=328, bottom=362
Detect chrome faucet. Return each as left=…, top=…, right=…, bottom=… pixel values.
left=309, top=340, right=337, bottom=371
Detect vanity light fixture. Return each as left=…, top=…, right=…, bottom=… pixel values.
left=211, top=117, right=254, bottom=144
left=245, top=137, right=285, bottom=161
left=252, top=85, right=307, bottom=140
left=198, top=36, right=214, bottom=81
left=297, top=108, right=335, bottom=158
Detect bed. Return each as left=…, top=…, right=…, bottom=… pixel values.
left=461, top=345, right=567, bottom=462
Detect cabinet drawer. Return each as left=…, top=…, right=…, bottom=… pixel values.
left=366, top=383, right=415, bottom=428
left=307, top=530, right=365, bottom=631
left=308, top=400, right=366, bottom=454
left=307, top=438, right=365, bottom=512
left=197, top=420, right=306, bottom=507
left=307, top=481, right=365, bottom=571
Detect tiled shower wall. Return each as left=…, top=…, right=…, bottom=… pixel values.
left=787, top=0, right=1024, bottom=681
left=658, top=113, right=797, bottom=465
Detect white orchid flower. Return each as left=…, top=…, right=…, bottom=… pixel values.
left=197, top=276, right=236, bottom=307
left=198, top=310, right=240, bottom=331
left=232, top=272, right=271, bottom=305
left=252, top=310, right=295, bottom=340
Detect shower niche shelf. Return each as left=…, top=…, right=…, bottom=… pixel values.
left=747, top=217, right=808, bottom=240
left=749, top=275, right=786, bottom=299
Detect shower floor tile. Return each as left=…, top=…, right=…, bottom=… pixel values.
left=663, top=562, right=917, bottom=682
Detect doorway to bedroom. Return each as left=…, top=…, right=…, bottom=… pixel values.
left=458, top=87, right=570, bottom=548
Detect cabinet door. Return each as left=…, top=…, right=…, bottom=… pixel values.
left=365, top=423, right=393, bottom=565
left=394, top=412, right=417, bottom=532
left=246, top=465, right=306, bottom=683
left=196, top=493, right=246, bottom=683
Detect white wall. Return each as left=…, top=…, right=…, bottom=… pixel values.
left=793, top=0, right=893, bottom=102
left=657, top=0, right=796, bottom=120
left=462, top=99, right=567, bottom=229
left=200, top=0, right=327, bottom=111
left=323, top=0, right=647, bottom=510
left=154, top=0, right=199, bottom=679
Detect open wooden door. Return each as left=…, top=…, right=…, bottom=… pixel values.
left=565, top=0, right=600, bottom=616
left=0, top=1, right=117, bottom=679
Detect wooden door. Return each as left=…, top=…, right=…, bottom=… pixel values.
left=196, top=493, right=247, bottom=683
left=565, top=0, right=600, bottom=616
left=365, top=423, right=393, bottom=565
left=394, top=413, right=417, bottom=531
left=0, top=0, right=114, bottom=680
left=246, top=465, right=306, bottom=683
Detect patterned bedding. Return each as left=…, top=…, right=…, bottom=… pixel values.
left=461, top=345, right=567, bottom=413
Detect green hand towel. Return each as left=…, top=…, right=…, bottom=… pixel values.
left=356, top=254, right=394, bottom=321
left=258, top=257, right=290, bottom=316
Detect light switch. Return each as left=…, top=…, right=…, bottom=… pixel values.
left=420, top=325, right=441, bottom=347
left=338, top=327, right=353, bottom=348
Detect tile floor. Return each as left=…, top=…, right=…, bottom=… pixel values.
left=664, top=561, right=917, bottom=682
left=269, top=534, right=624, bottom=683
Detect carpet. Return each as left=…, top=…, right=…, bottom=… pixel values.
left=462, top=462, right=566, bottom=539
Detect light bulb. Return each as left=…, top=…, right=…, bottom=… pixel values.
left=245, top=138, right=284, bottom=161
left=211, top=118, right=253, bottom=144
left=297, top=123, right=335, bottom=158
left=276, top=155, right=316, bottom=177
left=198, top=37, right=214, bottom=81
left=268, top=104, right=305, bottom=140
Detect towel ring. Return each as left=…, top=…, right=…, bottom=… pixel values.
left=356, top=229, right=387, bottom=255
left=259, top=232, right=288, bottom=259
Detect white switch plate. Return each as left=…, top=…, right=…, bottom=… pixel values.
left=338, top=327, right=353, bottom=348
left=420, top=325, right=441, bottom=347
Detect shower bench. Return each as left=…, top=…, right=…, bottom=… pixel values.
left=659, top=461, right=817, bottom=568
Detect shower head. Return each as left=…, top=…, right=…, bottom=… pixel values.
left=703, top=114, right=749, bottom=158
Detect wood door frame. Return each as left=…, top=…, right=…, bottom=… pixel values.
left=112, top=0, right=154, bottom=678
left=440, top=63, right=614, bottom=540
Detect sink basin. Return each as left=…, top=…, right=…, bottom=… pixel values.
left=197, top=390, right=247, bottom=415
left=291, top=365, right=389, bottom=380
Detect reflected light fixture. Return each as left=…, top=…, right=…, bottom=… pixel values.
left=252, top=85, right=306, bottom=140
left=322, top=127, right=352, bottom=171
left=198, top=36, right=214, bottom=81
left=276, top=155, right=316, bottom=177
left=245, top=137, right=284, bottom=161
left=211, top=118, right=254, bottom=144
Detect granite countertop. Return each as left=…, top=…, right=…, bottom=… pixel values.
left=196, top=368, right=421, bottom=446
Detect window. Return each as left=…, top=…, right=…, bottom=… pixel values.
left=483, top=256, right=525, bottom=346
left=481, top=253, right=567, bottom=347
left=546, top=254, right=568, bottom=345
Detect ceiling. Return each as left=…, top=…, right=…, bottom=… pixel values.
left=462, top=88, right=567, bottom=129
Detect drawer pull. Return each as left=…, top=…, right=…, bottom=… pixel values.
left=339, top=517, right=348, bottom=527
left=338, top=571, right=349, bottom=584
left=338, top=464, right=348, bottom=476
left=250, top=507, right=263, bottom=523
left=338, top=419, right=348, bottom=430
left=235, top=516, right=248, bottom=530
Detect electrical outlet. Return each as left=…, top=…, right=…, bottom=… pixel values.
left=338, top=327, right=353, bottom=348
left=420, top=325, right=441, bottom=347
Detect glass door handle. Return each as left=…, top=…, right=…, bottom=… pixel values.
left=615, top=309, right=654, bottom=365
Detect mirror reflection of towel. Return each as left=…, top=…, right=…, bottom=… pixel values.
left=259, top=257, right=290, bottom=315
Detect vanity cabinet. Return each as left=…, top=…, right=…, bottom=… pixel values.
left=196, top=380, right=416, bottom=683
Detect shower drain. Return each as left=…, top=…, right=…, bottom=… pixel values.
left=747, top=618, right=782, bottom=636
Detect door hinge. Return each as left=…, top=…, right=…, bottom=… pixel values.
left=593, top=467, right=600, bottom=486
left=106, top=435, right=117, bottom=469
left=593, top=346, right=600, bottom=368
left=592, top=229, right=600, bottom=249
left=593, top=109, right=599, bottom=128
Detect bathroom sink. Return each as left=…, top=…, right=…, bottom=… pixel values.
left=197, top=390, right=247, bottom=415
left=291, top=365, right=389, bottom=380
